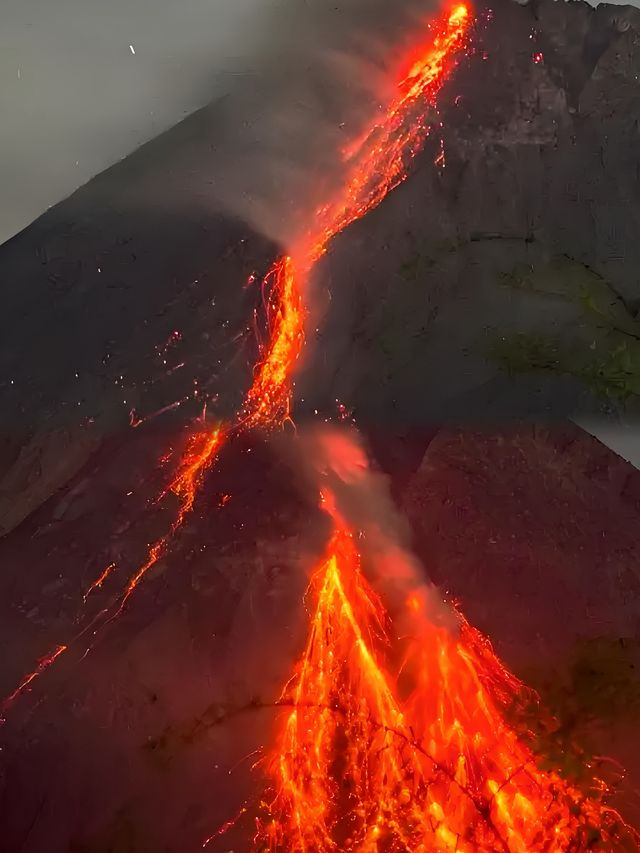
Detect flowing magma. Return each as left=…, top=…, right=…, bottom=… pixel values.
left=4, top=5, right=637, bottom=850
left=242, top=2, right=471, bottom=429
left=1, top=1, right=472, bottom=715
left=255, top=518, right=634, bottom=851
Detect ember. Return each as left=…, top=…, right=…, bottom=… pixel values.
left=4, top=4, right=636, bottom=848
left=1, top=1, right=472, bottom=712
left=254, top=433, right=635, bottom=851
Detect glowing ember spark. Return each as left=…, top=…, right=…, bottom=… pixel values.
left=243, top=3, right=471, bottom=431
left=115, top=426, right=225, bottom=613
left=83, top=562, right=116, bottom=603
left=1, top=4, right=471, bottom=712
left=1, top=644, right=67, bottom=715
left=256, top=523, right=635, bottom=851
left=203, top=806, right=248, bottom=848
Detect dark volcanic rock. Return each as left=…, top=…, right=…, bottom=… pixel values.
left=0, top=432, right=323, bottom=853
left=0, top=102, right=277, bottom=536
left=298, top=0, right=640, bottom=427
left=405, top=422, right=640, bottom=658
left=403, top=421, right=640, bottom=822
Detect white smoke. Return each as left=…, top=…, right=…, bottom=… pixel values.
left=2, top=0, right=439, bottom=246
left=298, top=424, right=456, bottom=633
left=205, top=0, right=442, bottom=246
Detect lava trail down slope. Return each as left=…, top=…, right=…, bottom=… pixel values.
left=2, top=3, right=637, bottom=851
left=1, top=1, right=470, bottom=717
left=252, top=429, right=637, bottom=851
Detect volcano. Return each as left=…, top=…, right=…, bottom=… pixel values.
left=1, top=1, right=640, bottom=851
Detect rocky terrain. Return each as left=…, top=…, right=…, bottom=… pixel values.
left=1, top=0, right=640, bottom=849
left=1, top=420, right=640, bottom=851
left=301, top=0, right=640, bottom=424
left=3, top=0, right=640, bottom=534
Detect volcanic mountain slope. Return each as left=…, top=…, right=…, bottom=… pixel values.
left=402, top=421, right=640, bottom=828
left=1, top=420, right=640, bottom=851
left=1, top=0, right=640, bottom=537
left=2, top=2, right=640, bottom=847
left=0, top=99, right=279, bottom=538
left=299, top=0, right=640, bottom=425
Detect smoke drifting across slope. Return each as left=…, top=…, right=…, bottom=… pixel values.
left=206, top=0, right=442, bottom=245
left=3, top=0, right=438, bottom=246
left=299, top=425, right=455, bottom=633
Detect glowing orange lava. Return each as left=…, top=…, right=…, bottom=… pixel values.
left=1, top=0, right=470, bottom=726
left=115, top=425, right=225, bottom=612
left=310, top=3, right=470, bottom=261
left=243, top=256, right=303, bottom=428
left=1, top=644, right=67, bottom=716
left=116, top=3, right=471, bottom=608
left=243, top=2, right=471, bottom=431
left=83, top=562, right=116, bottom=604
left=256, top=523, right=635, bottom=851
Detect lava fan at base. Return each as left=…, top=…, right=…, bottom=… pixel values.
left=255, top=524, right=635, bottom=852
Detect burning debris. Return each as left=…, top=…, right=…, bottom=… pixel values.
left=2, top=3, right=638, bottom=850
left=255, top=428, right=636, bottom=851
left=1, top=2, right=472, bottom=718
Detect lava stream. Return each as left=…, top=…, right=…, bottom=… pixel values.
left=117, top=2, right=472, bottom=606
left=1, top=645, right=67, bottom=716
left=244, top=3, right=471, bottom=427
left=114, top=425, right=226, bottom=613
left=256, top=520, right=635, bottom=852
left=2, top=6, right=470, bottom=713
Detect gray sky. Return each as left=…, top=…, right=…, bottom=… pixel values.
left=0, top=0, right=270, bottom=245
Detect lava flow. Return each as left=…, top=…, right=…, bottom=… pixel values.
left=254, top=434, right=636, bottom=851
left=110, top=2, right=472, bottom=609
left=0, top=1, right=472, bottom=716
left=1, top=644, right=67, bottom=716
left=243, top=3, right=470, bottom=424
left=114, top=424, right=225, bottom=613
left=112, top=3, right=471, bottom=603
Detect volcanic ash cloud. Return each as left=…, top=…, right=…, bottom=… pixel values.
left=299, top=424, right=456, bottom=634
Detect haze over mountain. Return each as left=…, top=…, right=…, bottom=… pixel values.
left=2, top=2, right=640, bottom=849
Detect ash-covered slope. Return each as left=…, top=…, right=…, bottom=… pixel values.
left=300, top=0, right=640, bottom=425
left=1, top=0, right=640, bottom=534
left=403, top=421, right=640, bottom=825
left=0, top=100, right=278, bottom=537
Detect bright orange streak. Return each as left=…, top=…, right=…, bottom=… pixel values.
left=1, top=429, right=226, bottom=714
left=1, top=5, right=471, bottom=711
left=83, top=562, right=116, bottom=603
left=257, top=525, right=635, bottom=851
left=310, top=3, right=470, bottom=260
left=240, top=3, right=470, bottom=432
left=1, top=644, right=67, bottom=715
left=115, top=425, right=225, bottom=613
left=120, top=5, right=471, bottom=606
left=242, top=256, right=304, bottom=428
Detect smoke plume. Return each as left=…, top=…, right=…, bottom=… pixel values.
left=298, top=424, right=456, bottom=633
left=206, top=0, right=441, bottom=246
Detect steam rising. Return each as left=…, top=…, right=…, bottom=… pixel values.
left=207, top=0, right=440, bottom=245
left=300, top=424, right=455, bottom=632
